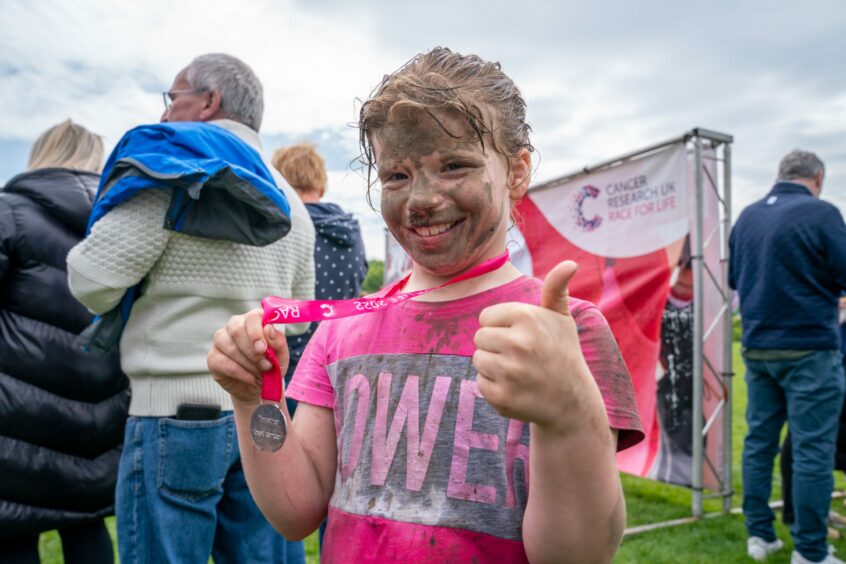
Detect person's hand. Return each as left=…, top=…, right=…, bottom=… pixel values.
left=207, top=309, right=290, bottom=406
left=472, top=261, right=604, bottom=433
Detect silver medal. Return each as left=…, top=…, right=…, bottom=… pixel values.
left=250, top=403, right=287, bottom=452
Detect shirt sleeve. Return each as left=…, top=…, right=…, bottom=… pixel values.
left=573, top=301, right=645, bottom=451
left=727, top=225, right=738, bottom=290
left=823, top=205, right=846, bottom=291
left=67, top=190, right=171, bottom=314
left=286, top=321, right=335, bottom=409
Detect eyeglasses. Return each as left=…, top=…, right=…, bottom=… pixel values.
left=162, top=88, right=207, bottom=111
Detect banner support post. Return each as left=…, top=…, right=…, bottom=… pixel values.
left=692, top=133, right=706, bottom=518
left=722, top=142, right=734, bottom=513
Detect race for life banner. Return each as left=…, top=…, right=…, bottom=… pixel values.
left=529, top=144, right=689, bottom=259
left=385, top=141, right=726, bottom=489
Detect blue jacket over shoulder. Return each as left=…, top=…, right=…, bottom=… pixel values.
left=729, top=182, right=846, bottom=350
left=79, top=121, right=292, bottom=356
left=90, top=121, right=290, bottom=245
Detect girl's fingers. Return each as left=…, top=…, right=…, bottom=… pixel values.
left=245, top=309, right=267, bottom=353
left=213, top=327, right=262, bottom=377
left=265, top=325, right=290, bottom=370
left=478, top=302, right=519, bottom=328
left=473, top=362, right=509, bottom=414
left=473, top=326, right=521, bottom=354
left=209, top=342, right=260, bottom=386
left=472, top=349, right=504, bottom=381
left=227, top=309, right=266, bottom=360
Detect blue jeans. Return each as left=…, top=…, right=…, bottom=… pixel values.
left=742, top=350, right=845, bottom=562
left=116, top=414, right=305, bottom=564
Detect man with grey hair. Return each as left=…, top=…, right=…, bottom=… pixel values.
left=730, top=149, right=846, bottom=564
left=68, top=53, right=314, bottom=562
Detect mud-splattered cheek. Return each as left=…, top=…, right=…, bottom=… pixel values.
left=464, top=180, right=504, bottom=251
left=381, top=188, right=407, bottom=240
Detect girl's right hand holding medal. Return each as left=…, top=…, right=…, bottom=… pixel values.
left=207, top=308, right=290, bottom=407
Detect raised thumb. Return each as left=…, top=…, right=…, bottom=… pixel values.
left=540, top=260, right=578, bottom=316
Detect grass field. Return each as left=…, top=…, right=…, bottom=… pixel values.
left=39, top=344, right=846, bottom=562
left=615, top=345, right=846, bottom=563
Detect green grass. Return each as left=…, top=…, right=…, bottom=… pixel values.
left=616, top=344, right=846, bottom=563
left=39, top=343, right=846, bottom=562
left=38, top=521, right=320, bottom=563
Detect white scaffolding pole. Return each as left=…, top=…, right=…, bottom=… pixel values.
left=692, top=134, right=706, bottom=516
left=690, top=127, right=734, bottom=518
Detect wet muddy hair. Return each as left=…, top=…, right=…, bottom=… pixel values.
left=358, top=47, right=534, bottom=205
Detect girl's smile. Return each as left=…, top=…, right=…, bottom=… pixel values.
left=409, top=218, right=464, bottom=238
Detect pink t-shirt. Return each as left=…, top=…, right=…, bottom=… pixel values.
left=287, top=276, right=643, bottom=563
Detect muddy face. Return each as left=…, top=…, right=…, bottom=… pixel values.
left=373, top=110, right=512, bottom=280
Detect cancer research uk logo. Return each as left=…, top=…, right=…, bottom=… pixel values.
left=572, top=175, right=679, bottom=233
left=572, top=184, right=603, bottom=232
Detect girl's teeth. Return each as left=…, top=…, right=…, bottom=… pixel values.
left=415, top=222, right=452, bottom=236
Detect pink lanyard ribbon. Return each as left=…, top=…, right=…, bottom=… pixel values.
left=258, top=250, right=510, bottom=402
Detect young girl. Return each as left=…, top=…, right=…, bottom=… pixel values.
left=207, top=47, right=643, bottom=563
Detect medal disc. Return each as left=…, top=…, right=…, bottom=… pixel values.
left=250, top=403, right=287, bottom=452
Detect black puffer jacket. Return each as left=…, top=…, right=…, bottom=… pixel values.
left=0, top=168, right=129, bottom=538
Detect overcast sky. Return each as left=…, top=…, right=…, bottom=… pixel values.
left=1, top=0, right=844, bottom=259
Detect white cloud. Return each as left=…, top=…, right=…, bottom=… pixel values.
left=0, top=0, right=394, bottom=142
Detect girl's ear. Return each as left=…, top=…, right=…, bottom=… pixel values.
left=507, top=148, right=532, bottom=201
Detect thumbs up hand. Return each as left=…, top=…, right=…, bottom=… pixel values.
left=473, top=261, right=604, bottom=432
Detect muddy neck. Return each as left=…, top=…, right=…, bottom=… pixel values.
left=403, top=260, right=523, bottom=302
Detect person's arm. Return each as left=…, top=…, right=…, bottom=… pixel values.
left=208, top=311, right=337, bottom=539
left=67, top=190, right=171, bottom=313
left=727, top=225, right=738, bottom=291
left=473, top=262, right=627, bottom=563
left=823, top=206, right=846, bottom=292
left=525, top=423, right=623, bottom=563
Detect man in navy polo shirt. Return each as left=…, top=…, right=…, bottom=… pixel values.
left=730, top=149, right=846, bottom=564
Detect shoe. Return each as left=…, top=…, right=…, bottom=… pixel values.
left=790, top=548, right=844, bottom=564
left=748, top=536, right=784, bottom=560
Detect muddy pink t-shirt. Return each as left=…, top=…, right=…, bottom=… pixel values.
left=287, top=276, right=643, bottom=563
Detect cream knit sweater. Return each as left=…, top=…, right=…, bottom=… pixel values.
left=67, top=120, right=315, bottom=416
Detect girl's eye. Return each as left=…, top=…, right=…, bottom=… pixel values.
left=381, top=171, right=408, bottom=186
left=444, top=162, right=466, bottom=172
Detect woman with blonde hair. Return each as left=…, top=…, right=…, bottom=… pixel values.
left=0, top=120, right=129, bottom=563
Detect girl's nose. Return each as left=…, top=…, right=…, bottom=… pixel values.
left=407, top=174, right=441, bottom=211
